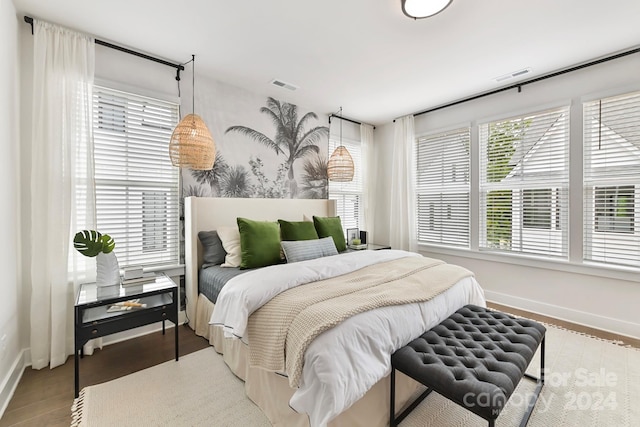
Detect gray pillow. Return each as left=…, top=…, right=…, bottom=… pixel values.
left=281, top=237, right=338, bottom=263
left=198, top=230, right=227, bottom=268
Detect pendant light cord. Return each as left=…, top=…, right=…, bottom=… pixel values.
left=339, top=106, right=343, bottom=147
left=176, top=55, right=195, bottom=120
left=192, top=54, right=196, bottom=115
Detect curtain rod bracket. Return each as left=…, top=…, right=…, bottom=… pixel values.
left=328, top=113, right=375, bottom=129
left=24, top=16, right=34, bottom=34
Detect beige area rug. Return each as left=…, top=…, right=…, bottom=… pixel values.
left=71, top=325, right=640, bottom=427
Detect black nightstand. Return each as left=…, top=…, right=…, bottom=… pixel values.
left=73, top=274, right=179, bottom=397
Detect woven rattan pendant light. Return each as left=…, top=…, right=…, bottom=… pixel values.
left=169, top=55, right=215, bottom=170
left=328, top=107, right=354, bottom=182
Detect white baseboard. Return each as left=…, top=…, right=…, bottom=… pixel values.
left=0, top=349, right=27, bottom=419
left=485, top=290, right=640, bottom=340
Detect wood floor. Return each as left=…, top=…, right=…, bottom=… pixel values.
left=0, top=325, right=209, bottom=427
left=1, top=305, right=637, bottom=427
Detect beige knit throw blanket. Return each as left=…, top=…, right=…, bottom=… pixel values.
left=247, top=256, right=473, bottom=387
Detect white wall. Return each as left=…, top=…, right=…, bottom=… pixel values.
left=0, top=1, right=24, bottom=414
left=374, top=53, right=640, bottom=339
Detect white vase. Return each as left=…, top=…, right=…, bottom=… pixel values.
left=96, top=252, right=120, bottom=287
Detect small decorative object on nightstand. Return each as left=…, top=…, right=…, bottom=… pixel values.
left=73, top=230, right=120, bottom=287
left=347, top=228, right=362, bottom=249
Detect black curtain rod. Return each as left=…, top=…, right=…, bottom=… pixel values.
left=328, top=114, right=375, bottom=129
left=23, top=16, right=185, bottom=81
left=394, top=45, right=640, bottom=121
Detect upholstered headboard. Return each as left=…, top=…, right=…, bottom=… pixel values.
left=184, top=197, right=336, bottom=329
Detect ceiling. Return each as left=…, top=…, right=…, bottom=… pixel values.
left=13, top=0, right=640, bottom=125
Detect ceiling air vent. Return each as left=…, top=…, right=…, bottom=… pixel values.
left=270, top=79, right=298, bottom=91
left=494, top=68, right=531, bottom=83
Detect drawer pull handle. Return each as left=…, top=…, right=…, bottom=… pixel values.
left=162, top=313, right=167, bottom=318
left=91, top=329, right=98, bottom=335
left=162, top=305, right=166, bottom=309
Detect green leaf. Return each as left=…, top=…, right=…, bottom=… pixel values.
left=100, top=234, right=115, bottom=254
left=73, top=230, right=116, bottom=257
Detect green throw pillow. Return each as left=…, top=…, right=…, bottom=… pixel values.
left=278, top=219, right=319, bottom=241
left=237, top=217, right=282, bottom=269
left=312, top=216, right=346, bottom=252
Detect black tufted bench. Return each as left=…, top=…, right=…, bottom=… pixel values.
left=390, top=305, right=545, bottom=427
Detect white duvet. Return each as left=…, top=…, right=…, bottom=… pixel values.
left=210, top=250, right=486, bottom=427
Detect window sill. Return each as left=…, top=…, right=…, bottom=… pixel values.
left=143, top=264, right=185, bottom=278
left=417, top=243, right=640, bottom=283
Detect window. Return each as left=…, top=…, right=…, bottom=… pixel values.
left=522, top=189, right=563, bottom=230
left=479, top=106, right=569, bottom=257
left=93, top=85, right=180, bottom=268
left=416, top=128, right=470, bottom=247
left=142, top=191, right=169, bottom=252
left=584, top=91, right=640, bottom=267
left=328, top=137, right=362, bottom=235
left=594, top=186, right=634, bottom=234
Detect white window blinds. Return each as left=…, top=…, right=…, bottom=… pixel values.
left=416, top=128, right=470, bottom=247
left=583, top=91, right=640, bottom=268
left=93, top=85, right=180, bottom=268
left=329, top=137, right=362, bottom=235
left=479, top=106, right=569, bottom=257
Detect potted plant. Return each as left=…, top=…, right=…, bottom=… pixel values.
left=73, top=230, right=120, bottom=287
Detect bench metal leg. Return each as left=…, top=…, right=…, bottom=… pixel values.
left=390, top=367, right=395, bottom=427
left=390, top=366, right=433, bottom=427
left=520, top=335, right=545, bottom=427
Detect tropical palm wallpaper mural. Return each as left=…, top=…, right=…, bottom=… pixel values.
left=182, top=91, right=329, bottom=200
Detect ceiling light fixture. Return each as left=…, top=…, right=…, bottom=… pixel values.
left=401, top=0, right=452, bottom=19
left=169, top=54, right=216, bottom=170
left=328, top=107, right=354, bottom=182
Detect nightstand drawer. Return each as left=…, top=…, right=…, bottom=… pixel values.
left=79, top=304, right=175, bottom=335
left=81, top=292, right=174, bottom=325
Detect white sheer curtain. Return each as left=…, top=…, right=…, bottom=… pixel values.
left=389, top=115, right=417, bottom=252
left=30, top=20, right=96, bottom=369
left=360, top=124, right=376, bottom=243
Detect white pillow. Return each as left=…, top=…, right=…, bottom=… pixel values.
left=217, top=225, right=242, bottom=268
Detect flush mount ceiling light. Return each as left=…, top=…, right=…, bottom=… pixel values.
left=402, top=0, right=452, bottom=19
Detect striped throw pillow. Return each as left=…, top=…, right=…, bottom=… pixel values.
left=281, top=237, right=338, bottom=263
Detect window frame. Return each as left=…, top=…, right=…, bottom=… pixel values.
left=478, top=106, right=570, bottom=258
left=92, top=83, right=181, bottom=269
left=415, top=127, right=471, bottom=248
left=583, top=90, right=640, bottom=268
left=413, top=90, right=640, bottom=282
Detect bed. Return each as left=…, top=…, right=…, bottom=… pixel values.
left=184, top=197, right=486, bottom=427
